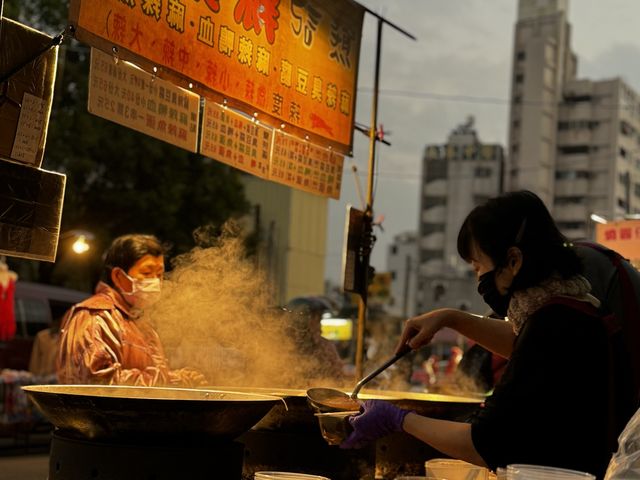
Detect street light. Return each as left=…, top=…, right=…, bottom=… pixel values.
left=71, top=235, right=91, bottom=254
left=590, top=214, right=608, bottom=225
left=60, top=230, right=95, bottom=255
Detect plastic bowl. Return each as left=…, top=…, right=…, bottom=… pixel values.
left=314, top=410, right=359, bottom=445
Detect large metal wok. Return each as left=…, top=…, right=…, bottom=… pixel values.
left=208, top=386, right=482, bottom=432
left=22, top=384, right=282, bottom=440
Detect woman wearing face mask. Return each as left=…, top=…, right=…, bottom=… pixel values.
left=57, top=234, right=206, bottom=387
left=341, top=191, right=633, bottom=478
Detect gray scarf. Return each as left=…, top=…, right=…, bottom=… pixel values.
left=507, top=274, right=600, bottom=335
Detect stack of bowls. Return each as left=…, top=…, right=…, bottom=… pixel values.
left=425, top=458, right=489, bottom=480
left=254, top=472, right=331, bottom=480
left=506, top=464, right=595, bottom=479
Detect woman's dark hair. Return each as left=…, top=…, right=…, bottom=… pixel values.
left=457, top=190, right=582, bottom=291
left=101, top=234, right=166, bottom=287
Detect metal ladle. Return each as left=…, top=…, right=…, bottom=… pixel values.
left=350, top=348, right=412, bottom=400
left=307, top=348, right=412, bottom=412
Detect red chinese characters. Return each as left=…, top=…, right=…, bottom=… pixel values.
left=205, top=0, right=221, bottom=13
left=233, top=0, right=280, bottom=45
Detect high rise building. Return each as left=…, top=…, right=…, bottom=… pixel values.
left=416, top=117, right=504, bottom=315
left=507, top=0, right=576, bottom=206
left=386, top=231, right=418, bottom=318
left=509, top=0, right=640, bottom=239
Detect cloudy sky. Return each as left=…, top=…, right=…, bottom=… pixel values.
left=324, top=0, right=640, bottom=284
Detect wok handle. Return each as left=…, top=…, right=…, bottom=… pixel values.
left=350, top=348, right=412, bottom=400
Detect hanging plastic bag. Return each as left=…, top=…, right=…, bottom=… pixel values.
left=605, top=407, right=640, bottom=479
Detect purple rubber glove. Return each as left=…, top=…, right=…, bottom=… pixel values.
left=340, top=400, right=413, bottom=449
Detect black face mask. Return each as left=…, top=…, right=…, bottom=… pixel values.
left=477, top=270, right=511, bottom=317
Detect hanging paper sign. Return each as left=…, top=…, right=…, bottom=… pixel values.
left=88, top=48, right=200, bottom=151
left=200, top=100, right=272, bottom=178
left=70, top=0, right=364, bottom=154
left=271, top=130, right=343, bottom=199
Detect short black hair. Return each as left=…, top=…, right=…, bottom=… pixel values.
left=101, top=234, right=166, bottom=287
left=457, top=190, right=582, bottom=291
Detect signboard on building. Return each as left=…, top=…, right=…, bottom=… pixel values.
left=70, top=0, right=364, bottom=153
left=88, top=48, right=200, bottom=151
left=596, top=219, right=640, bottom=268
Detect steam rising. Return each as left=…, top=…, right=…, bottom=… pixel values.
left=152, top=227, right=347, bottom=389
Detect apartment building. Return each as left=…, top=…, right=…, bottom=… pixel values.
left=416, top=118, right=504, bottom=314
left=509, top=0, right=640, bottom=239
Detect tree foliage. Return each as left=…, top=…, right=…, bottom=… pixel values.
left=3, top=0, right=251, bottom=290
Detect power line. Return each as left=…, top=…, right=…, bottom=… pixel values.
left=347, top=163, right=583, bottom=181
left=357, top=87, right=640, bottom=110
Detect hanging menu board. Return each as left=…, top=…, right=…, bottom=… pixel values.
left=271, top=130, right=343, bottom=199
left=88, top=48, right=200, bottom=152
left=200, top=100, right=271, bottom=178
left=70, top=0, right=364, bottom=154
left=200, top=100, right=344, bottom=199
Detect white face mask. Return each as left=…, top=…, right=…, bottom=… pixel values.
left=117, top=270, right=162, bottom=309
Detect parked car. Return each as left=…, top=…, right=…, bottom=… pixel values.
left=0, top=282, right=89, bottom=371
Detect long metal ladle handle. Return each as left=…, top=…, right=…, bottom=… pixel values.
left=350, top=348, right=412, bottom=400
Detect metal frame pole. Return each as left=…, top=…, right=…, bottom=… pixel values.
left=355, top=16, right=383, bottom=381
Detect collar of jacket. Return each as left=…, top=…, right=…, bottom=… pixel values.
left=75, top=281, right=133, bottom=317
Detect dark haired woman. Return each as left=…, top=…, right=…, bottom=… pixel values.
left=57, top=234, right=206, bottom=387
left=341, top=191, right=632, bottom=478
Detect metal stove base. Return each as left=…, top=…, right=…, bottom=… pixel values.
left=49, top=432, right=244, bottom=480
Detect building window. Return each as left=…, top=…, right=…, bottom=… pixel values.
left=620, top=172, right=628, bottom=185
left=555, top=196, right=585, bottom=205
left=515, top=73, right=524, bottom=84
left=556, top=171, right=591, bottom=180
left=563, top=94, right=592, bottom=103
left=391, top=246, right=398, bottom=255
left=420, top=249, right=443, bottom=263
left=473, top=194, right=490, bottom=205
left=425, top=158, right=448, bottom=182
left=557, top=221, right=586, bottom=230
left=634, top=183, right=640, bottom=198
left=558, top=145, right=590, bottom=155
left=558, top=120, right=599, bottom=131
left=421, top=222, right=445, bottom=235
left=516, top=51, right=525, bottom=61
left=618, top=198, right=629, bottom=210
left=620, top=147, right=628, bottom=159
left=423, top=195, right=446, bottom=208
left=474, top=167, right=492, bottom=178
left=620, top=121, right=631, bottom=136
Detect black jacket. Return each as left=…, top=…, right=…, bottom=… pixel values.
left=470, top=300, right=619, bottom=478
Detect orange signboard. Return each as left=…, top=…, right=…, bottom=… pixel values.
left=596, top=219, right=640, bottom=266
left=70, top=0, right=363, bottom=154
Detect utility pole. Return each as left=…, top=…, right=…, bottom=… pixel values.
left=353, top=10, right=415, bottom=381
